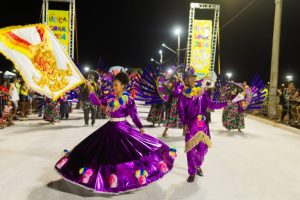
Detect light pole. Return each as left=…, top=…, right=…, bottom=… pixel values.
left=174, top=27, right=181, bottom=66
left=151, top=58, right=160, bottom=65
left=162, top=43, right=177, bottom=54
left=268, top=0, right=283, bottom=119
left=159, top=50, right=163, bottom=64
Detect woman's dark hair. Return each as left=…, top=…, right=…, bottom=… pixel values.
left=11, top=77, right=17, bottom=83
left=114, top=71, right=130, bottom=85
left=1, top=79, right=9, bottom=85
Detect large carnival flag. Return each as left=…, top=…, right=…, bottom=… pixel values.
left=0, top=24, right=85, bottom=100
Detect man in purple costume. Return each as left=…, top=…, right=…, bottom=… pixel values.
left=178, top=68, right=227, bottom=182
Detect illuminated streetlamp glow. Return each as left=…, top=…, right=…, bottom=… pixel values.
left=286, top=75, right=293, bottom=81
left=150, top=58, right=160, bottom=65
left=167, top=68, right=173, bottom=74
left=226, top=72, right=232, bottom=79
left=159, top=50, right=163, bottom=64
left=84, top=66, right=90, bottom=72
left=174, top=27, right=181, bottom=35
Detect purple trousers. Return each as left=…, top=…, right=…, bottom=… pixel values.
left=186, top=140, right=208, bottom=175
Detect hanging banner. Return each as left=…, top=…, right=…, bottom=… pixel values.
left=0, top=24, right=85, bottom=100
left=47, top=10, right=69, bottom=54
left=190, top=20, right=212, bottom=77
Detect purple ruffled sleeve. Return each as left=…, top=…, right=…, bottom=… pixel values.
left=127, top=98, right=143, bottom=129
left=172, top=82, right=184, bottom=96
left=177, top=94, right=186, bottom=125
left=88, top=92, right=108, bottom=106
left=204, top=91, right=227, bottom=109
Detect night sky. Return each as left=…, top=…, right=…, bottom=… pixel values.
left=0, top=0, right=299, bottom=85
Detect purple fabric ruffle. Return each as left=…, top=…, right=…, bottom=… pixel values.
left=55, top=120, right=175, bottom=194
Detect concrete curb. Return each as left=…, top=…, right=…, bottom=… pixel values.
left=247, top=114, right=300, bottom=135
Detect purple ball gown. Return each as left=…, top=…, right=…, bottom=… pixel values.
left=55, top=92, right=176, bottom=194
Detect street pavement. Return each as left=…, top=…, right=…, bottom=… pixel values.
left=0, top=103, right=300, bottom=200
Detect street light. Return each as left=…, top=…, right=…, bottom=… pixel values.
left=150, top=58, right=160, bottom=65
left=162, top=43, right=177, bottom=54
left=226, top=72, right=232, bottom=79
left=167, top=68, right=173, bottom=74
left=174, top=27, right=181, bottom=35
left=159, top=50, right=163, bottom=64
left=174, top=27, right=181, bottom=65
left=286, top=75, right=293, bottom=81
left=84, top=66, right=90, bottom=72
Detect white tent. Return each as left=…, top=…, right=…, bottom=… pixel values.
left=4, top=71, right=16, bottom=78
left=109, top=66, right=125, bottom=73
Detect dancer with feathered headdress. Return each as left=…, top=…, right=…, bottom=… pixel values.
left=219, top=75, right=266, bottom=131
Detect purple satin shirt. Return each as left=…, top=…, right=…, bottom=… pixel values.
left=89, top=92, right=143, bottom=128
left=178, top=90, right=227, bottom=138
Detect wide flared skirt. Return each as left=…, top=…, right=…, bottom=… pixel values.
left=164, top=97, right=182, bottom=129
left=43, top=101, right=60, bottom=122
left=222, top=103, right=245, bottom=130
left=55, top=121, right=175, bottom=194
left=146, top=104, right=165, bottom=124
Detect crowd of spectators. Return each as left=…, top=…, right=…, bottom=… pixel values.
left=0, top=76, right=32, bottom=128
left=251, top=81, right=300, bottom=128
left=277, top=82, right=300, bottom=127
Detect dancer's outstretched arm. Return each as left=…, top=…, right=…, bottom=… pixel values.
left=86, top=80, right=108, bottom=106
left=127, top=98, right=144, bottom=133
left=204, top=90, right=227, bottom=110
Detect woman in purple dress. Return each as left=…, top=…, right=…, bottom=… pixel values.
left=55, top=72, right=176, bottom=194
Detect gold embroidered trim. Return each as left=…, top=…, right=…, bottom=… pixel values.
left=185, top=131, right=212, bottom=152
